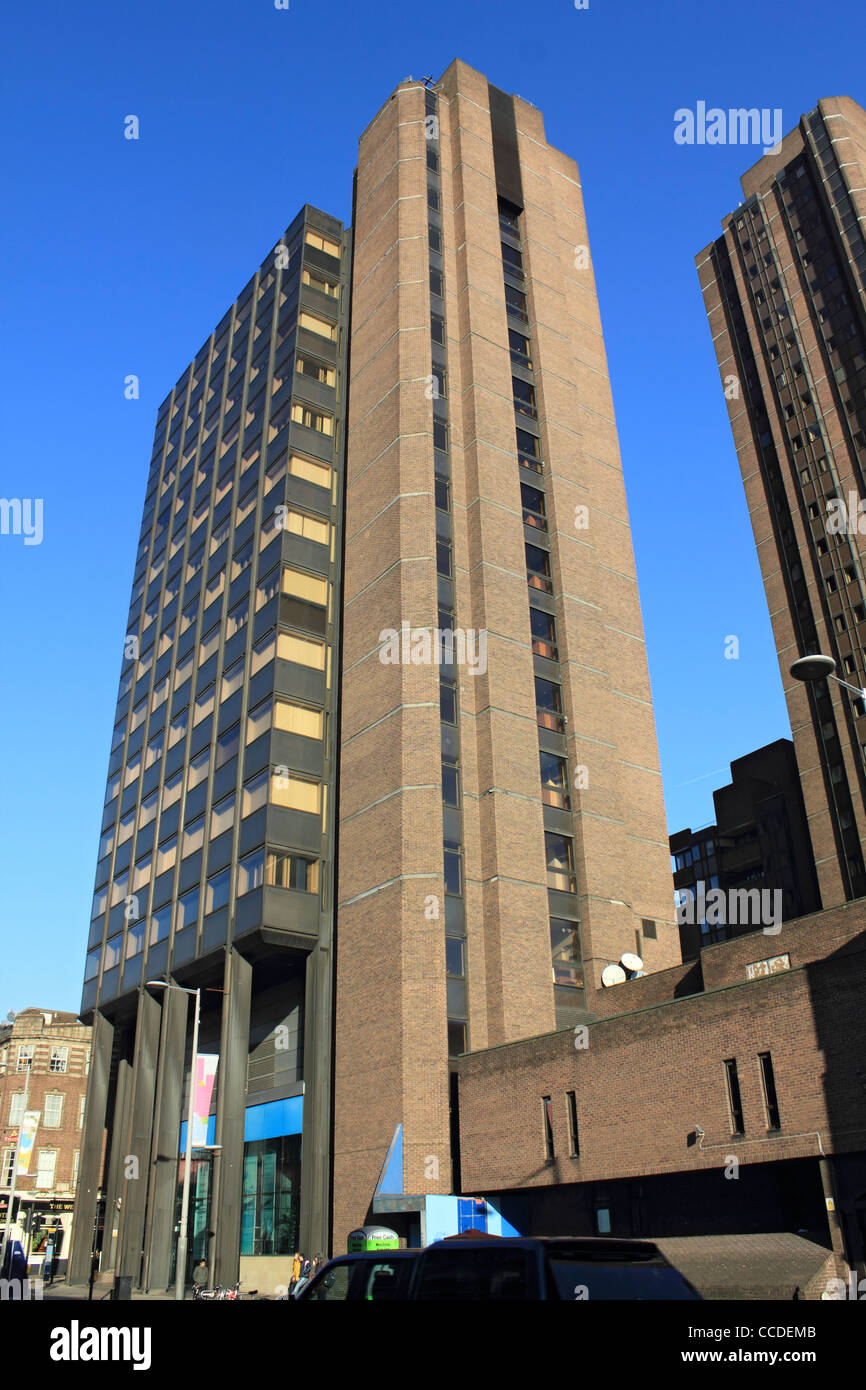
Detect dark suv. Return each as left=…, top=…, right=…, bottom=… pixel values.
left=295, top=1236, right=700, bottom=1300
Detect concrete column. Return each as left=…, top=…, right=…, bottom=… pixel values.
left=300, top=941, right=332, bottom=1259
left=118, top=990, right=161, bottom=1284
left=68, top=1011, right=114, bottom=1284
left=142, top=982, right=186, bottom=1289
left=101, top=1051, right=133, bottom=1272
left=212, top=949, right=251, bottom=1286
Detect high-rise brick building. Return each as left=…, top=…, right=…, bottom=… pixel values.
left=697, top=98, right=866, bottom=911
left=333, top=60, right=679, bottom=1247
left=72, top=60, right=679, bottom=1284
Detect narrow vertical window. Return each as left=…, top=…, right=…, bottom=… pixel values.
left=724, top=1058, right=745, bottom=1134
left=566, top=1091, right=579, bottom=1156
left=759, top=1052, right=781, bottom=1130
left=542, top=1095, right=555, bottom=1160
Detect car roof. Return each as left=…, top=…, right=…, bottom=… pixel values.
left=327, top=1249, right=418, bottom=1262
left=426, top=1236, right=665, bottom=1257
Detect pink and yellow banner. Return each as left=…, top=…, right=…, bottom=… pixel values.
left=16, top=1111, right=40, bottom=1175
left=191, top=1055, right=218, bottom=1146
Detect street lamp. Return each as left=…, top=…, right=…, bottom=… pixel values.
left=789, top=653, right=866, bottom=704
left=146, top=981, right=200, bottom=1301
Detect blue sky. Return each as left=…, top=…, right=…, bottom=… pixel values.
left=2, top=0, right=864, bottom=1011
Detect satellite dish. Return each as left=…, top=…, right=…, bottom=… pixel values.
left=601, top=963, right=626, bottom=988
left=6, top=1011, right=15, bottom=1022
left=620, top=953, right=643, bottom=976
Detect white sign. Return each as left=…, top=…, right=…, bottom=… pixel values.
left=746, top=953, right=791, bottom=980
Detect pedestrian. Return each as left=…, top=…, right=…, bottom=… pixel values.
left=294, top=1254, right=312, bottom=1295
left=192, top=1259, right=209, bottom=1295
left=312, top=1252, right=324, bottom=1277
left=289, top=1250, right=302, bottom=1295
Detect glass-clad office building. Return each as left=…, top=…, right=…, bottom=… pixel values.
left=70, top=205, right=349, bottom=1288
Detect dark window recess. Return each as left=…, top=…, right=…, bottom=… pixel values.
left=444, top=850, right=463, bottom=895
left=447, top=1020, right=467, bottom=1057
left=433, top=420, right=448, bottom=452
left=431, top=314, right=446, bottom=345
left=428, top=226, right=442, bottom=254
left=724, top=1058, right=745, bottom=1134
left=435, top=476, right=449, bottom=511
left=442, top=758, right=459, bottom=806
left=529, top=606, right=557, bottom=660
left=513, top=377, right=537, bottom=419
left=440, top=678, right=457, bottom=724
left=509, top=328, right=532, bottom=367
left=525, top=542, right=553, bottom=593
left=501, top=242, right=523, bottom=274
left=566, top=1091, right=579, bottom=1156
left=641, top=918, right=657, bottom=940
left=445, top=937, right=464, bottom=976
left=505, top=284, right=528, bottom=321
left=430, top=268, right=444, bottom=298
left=759, top=1052, right=781, bottom=1129
left=436, top=542, right=451, bottom=578
left=521, top=481, right=546, bottom=529
left=543, top=1096, right=555, bottom=1159
left=535, top=675, right=564, bottom=731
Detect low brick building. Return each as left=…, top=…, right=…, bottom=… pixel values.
left=0, top=1009, right=93, bottom=1278
left=456, top=902, right=866, bottom=1296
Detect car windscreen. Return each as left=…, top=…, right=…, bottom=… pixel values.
left=546, top=1257, right=700, bottom=1300
left=414, top=1247, right=532, bottom=1299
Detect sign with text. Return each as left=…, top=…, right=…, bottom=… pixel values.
left=746, top=953, right=791, bottom=981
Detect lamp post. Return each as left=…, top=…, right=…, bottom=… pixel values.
left=146, top=981, right=200, bottom=1301
left=790, top=653, right=866, bottom=703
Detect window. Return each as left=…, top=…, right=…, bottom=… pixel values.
left=302, top=268, right=339, bottom=298
left=2, top=1148, right=15, bottom=1186
left=512, top=377, right=537, bottom=419
left=238, top=848, right=265, bottom=896
left=304, top=229, right=341, bottom=257
left=542, top=1096, right=555, bottom=1160
left=540, top=751, right=570, bottom=808
left=290, top=403, right=334, bottom=436
left=298, top=311, right=337, bottom=340
left=526, top=543, right=553, bottom=593
left=271, top=771, right=321, bottom=814
left=724, top=1058, right=745, bottom=1134
left=551, top=918, right=582, bottom=987
left=16, top=1046, right=33, bottom=1072
left=182, top=815, right=205, bottom=858
left=444, top=850, right=463, bottom=895
left=759, top=1052, right=781, bottom=1129
left=145, top=730, right=164, bottom=769
left=296, top=356, right=336, bottom=387
left=177, top=887, right=199, bottom=932
left=163, top=769, right=183, bottom=808
left=35, top=1150, right=57, bottom=1191
left=509, top=328, right=532, bottom=367
left=445, top=937, right=464, bottom=976
left=9, top=1093, right=25, bottom=1126
left=431, top=313, right=445, bottom=345
left=521, top=481, right=546, bottom=530
left=282, top=509, right=330, bottom=546
left=251, top=631, right=276, bottom=675
left=225, top=600, right=249, bottom=639
left=72, top=1149, right=80, bottom=1190
left=505, top=284, right=528, bottom=320
left=222, top=656, right=246, bottom=700
left=210, top=793, right=235, bottom=839
left=545, top=832, right=576, bottom=892
left=266, top=850, right=320, bottom=893
left=442, top=757, right=459, bottom=806
left=205, top=868, right=231, bottom=913
left=256, top=569, right=281, bottom=612
left=216, top=723, right=240, bottom=770
left=156, top=836, right=177, bottom=875
left=194, top=684, right=215, bottom=725
left=242, top=769, right=269, bottom=817
left=126, top=920, right=146, bottom=959
left=78, top=1095, right=87, bottom=1130
left=43, top=1094, right=64, bottom=1128
left=246, top=697, right=272, bottom=744
left=530, top=606, right=557, bottom=660
left=274, top=699, right=324, bottom=739
left=566, top=1091, right=579, bottom=1156
left=149, top=904, right=171, bottom=945
left=289, top=453, right=331, bottom=490
left=535, top=676, right=564, bottom=732
left=277, top=630, right=326, bottom=669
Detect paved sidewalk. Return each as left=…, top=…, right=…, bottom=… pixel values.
left=43, top=1280, right=182, bottom=1301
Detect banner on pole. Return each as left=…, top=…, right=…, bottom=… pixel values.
left=17, top=1112, right=40, bottom=1175
left=191, top=1055, right=218, bottom=1147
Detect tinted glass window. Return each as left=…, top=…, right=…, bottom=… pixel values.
left=546, top=1257, right=698, bottom=1301
left=304, top=1262, right=353, bottom=1301
left=356, top=1260, right=410, bottom=1301
left=414, top=1248, right=530, bottom=1300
